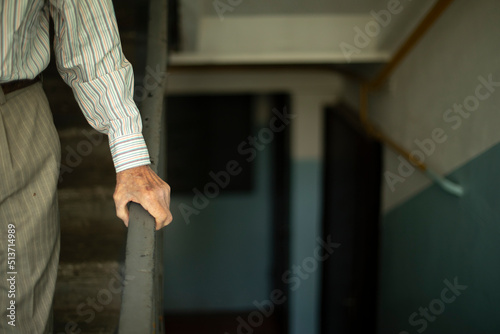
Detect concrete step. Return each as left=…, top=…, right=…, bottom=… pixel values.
left=53, top=262, right=126, bottom=334
left=57, top=127, right=115, bottom=189
left=55, top=185, right=126, bottom=333
left=58, top=187, right=127, bottom=263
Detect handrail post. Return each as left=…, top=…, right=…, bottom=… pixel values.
left=118, top=0, right=168, bottom=332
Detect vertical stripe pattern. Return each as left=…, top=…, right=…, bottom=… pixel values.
left=0, top=0, right=151, bottom=172
left=0, top=83, right=60, bottom=334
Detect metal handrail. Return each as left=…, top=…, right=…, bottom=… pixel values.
left=118, top=0, right=168, bottom=332
left=359, top=0, right=463, bottom=197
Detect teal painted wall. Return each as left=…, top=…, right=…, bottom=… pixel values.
left=378, top=142, right=500, bottom=334
left=162, top=138, right=273, bottom=311
left=289, top=159, right=323, bottom=334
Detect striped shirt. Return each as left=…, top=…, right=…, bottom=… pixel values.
left=0, top=0, right=150, bottom=172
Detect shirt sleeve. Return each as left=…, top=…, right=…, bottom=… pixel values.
left=49, top=0, right=150, bottom=172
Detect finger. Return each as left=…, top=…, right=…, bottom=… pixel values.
left=115, top=199, right=130, bottom=227
left=138, top=189, right=170, bottom=229
left=155, top=211, right=173, bottom=230
left=143, top=199, right=171, bottom=230
left=152, top=206, right=170, bottom=230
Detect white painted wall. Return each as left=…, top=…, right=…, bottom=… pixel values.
left=196, top=15, right=387, bottom=61
left=366, top=0, right=500, bottom=212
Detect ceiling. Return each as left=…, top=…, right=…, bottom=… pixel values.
left=202, top=0, right=391, bottom=16
left=171, top=0, right=438, bottom=66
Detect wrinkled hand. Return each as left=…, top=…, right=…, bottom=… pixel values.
left=114, top=165, right=172, bottom=230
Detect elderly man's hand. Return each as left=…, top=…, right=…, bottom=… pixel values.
left=114, top=165, right=172, bottom=230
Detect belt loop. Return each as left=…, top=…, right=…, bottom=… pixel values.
left=0, top=86, right=6, bottom=105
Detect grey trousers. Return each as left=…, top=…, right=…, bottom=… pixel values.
left=0, top=82, right=60, bottom=333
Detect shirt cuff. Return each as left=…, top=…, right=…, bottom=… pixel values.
left=109, top=133, right=151, bottom=172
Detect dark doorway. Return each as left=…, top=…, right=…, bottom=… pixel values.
left=166, top=94, right=254, bottom=193
left=163, top=93, right=291, bottom=334
left=320, top=104, right=382, bottom=334
left=270, top=94, right=291, bottom=334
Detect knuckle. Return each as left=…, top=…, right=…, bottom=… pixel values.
left=154, top=188, right=164, bottom=197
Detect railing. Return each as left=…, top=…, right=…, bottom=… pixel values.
left=118, top=0, right=168, bottom=332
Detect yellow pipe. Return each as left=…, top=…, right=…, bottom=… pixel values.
left=361, top=0, right=456, bottom=173
left=368, top=0, right=456, bottom=89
